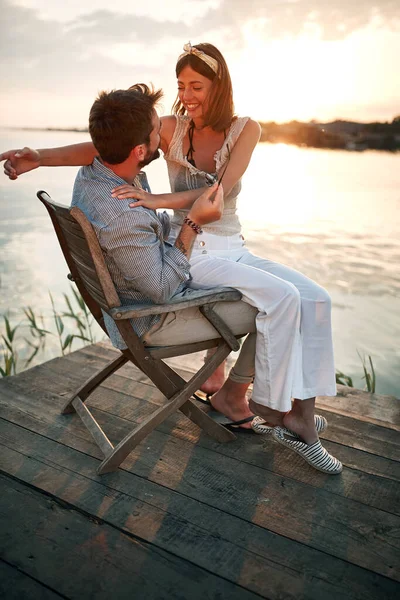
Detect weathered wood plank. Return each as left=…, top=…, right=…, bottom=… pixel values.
left=0, top=474, right=261, bottom=600
left=96, top=373, right=400, bottom=462
left=317, top=387, right=400, bottom=430
left=0, top=560, right=64, bottom=600
left=2, top=372, right=400, bottom=515
left=4, top=351, right=400, bottom=473
left=0, top=394, right=399, bottom=583
left=0, top=425, right=398, bottom=600
left=64, top=345, right=400, bottom=450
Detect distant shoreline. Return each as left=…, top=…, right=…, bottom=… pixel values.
left=3, top=118, right=400, bottom=152
left=2, top=127, right=89, bottom=133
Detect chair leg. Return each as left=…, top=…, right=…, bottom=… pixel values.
left=159, top=342, right=237, bottom=443
left=97, top=343, right=234, bottom=474
left=179, top=399, right=236, bottom=442
left=62, top=353, right=128, bottom=414
left=97, top=385, right=198, bottom=474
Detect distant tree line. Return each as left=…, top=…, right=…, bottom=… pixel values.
left=259, top=116, right=400, bottom=151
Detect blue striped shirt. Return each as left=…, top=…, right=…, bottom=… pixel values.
left=71, top=158, right=191, bottom=348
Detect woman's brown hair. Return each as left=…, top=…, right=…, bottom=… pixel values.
left=172, top=43, right=235, bottom=132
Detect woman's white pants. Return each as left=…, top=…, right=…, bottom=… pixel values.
left=188, top=232, right=337, bottom=412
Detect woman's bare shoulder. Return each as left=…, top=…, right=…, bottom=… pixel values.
left=160, top=115, right=178, bottom=151
left=243, top=118, right=261, bottom=138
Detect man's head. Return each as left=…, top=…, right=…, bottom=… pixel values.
left=89, top=84, right=163, bottom=166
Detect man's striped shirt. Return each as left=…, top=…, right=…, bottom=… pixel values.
left=71, top=157, right=191, bottom=348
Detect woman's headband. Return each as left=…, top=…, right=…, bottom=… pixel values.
left=177, top=42, right=219, bottom=76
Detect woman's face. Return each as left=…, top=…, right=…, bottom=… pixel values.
left=177, top=65, right=213, bottom=121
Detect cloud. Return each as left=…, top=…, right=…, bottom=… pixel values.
left=199, top=0, right=400, bottom=40
left=0, top=0, right=189, bottom=94
left=1, top=0, right=399, bottom=126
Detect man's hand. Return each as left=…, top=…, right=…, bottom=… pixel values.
left=0, top=147, right=40, bottom=180
left=187, top=183, right=223, bottom=226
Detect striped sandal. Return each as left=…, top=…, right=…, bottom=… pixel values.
left=272, top=427, right=342, bottom=474
left=252, top=414, right=328, bottom=436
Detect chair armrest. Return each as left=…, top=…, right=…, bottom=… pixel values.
left=109, top=287, right=242, bottom=320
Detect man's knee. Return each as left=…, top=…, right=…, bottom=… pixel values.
left=215, top=300, right=257, bottom=336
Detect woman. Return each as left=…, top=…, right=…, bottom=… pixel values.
left=112, top=44, right=337, bottom=441
left=0, top=43, right=341, bottom=472
left=114, top=43, right=262, bottom=400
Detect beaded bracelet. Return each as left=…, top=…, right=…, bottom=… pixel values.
left=183, top=217, right=203, bottom=235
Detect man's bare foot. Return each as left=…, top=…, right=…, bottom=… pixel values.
left=210, top=380, right=254, bottom=429
left=200, top=360, right=226, bottom=396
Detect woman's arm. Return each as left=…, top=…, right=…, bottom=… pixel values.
left=219, top=119, right=261, bottom=196
left=112, top=114, right=208, bottom=209
left=1, top=142, right=97, bottom=180
left=111, top=185, right=208, bottom=210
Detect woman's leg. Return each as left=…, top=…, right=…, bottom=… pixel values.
left=189, top=253, right=302, bottom=412
left=236, top=251, right=337, bottom=400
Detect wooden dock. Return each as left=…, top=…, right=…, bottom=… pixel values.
left=0, top=342, right=399, bottom=599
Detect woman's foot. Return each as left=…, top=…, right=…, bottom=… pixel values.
left=249, top=398, right=318, bottom=444
left=283, top=410, right=318, bottom=445
left=200, top=360, right=226, bottom=396
left=210, top=379, right=254, bottom=429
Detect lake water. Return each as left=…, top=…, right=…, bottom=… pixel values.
left=0, top=129, right=399, bottom=396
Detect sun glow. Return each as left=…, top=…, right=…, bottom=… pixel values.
left=230, top=22, right=400, bottom=123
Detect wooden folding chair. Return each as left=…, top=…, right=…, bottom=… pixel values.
left=38, top=191, right=245, bottom=474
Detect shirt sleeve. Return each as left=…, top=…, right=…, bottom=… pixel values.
left=100, top=209, right=191, bottom=304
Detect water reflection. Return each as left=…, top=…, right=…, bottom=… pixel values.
left=0, top=130, right=399, bottom=395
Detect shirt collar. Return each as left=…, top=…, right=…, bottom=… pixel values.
left=92, top=157, right=150, bottom=191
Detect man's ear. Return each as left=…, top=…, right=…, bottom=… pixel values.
left=132, top=144, right=145, bottom=161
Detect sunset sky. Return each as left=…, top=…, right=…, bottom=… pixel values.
left=1, top=0, right=399, bottom=128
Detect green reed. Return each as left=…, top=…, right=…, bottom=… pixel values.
left=0, top=315, right=19, bottom=377
left=0, top=286, right=99, bottom=377
left=0, top=294, right=378, bottom=393
left=357, top=352, right=376, bottom=394
left=335, top=353, right=376, bottom=393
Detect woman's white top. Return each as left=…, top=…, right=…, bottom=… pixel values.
left=164, top=115, right=250, bottom=236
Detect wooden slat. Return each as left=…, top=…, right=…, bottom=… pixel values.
left=110, top=289, right=242, bottom=319
left=58, top=215, right=88, bottom=236
left=65, top=236, right=94, bottom=263
left=21, top=345, right=400, bottom=468
left=69, top=206, right=121, bottom=308
left=72, top=397, right=114, bottom=456
left=1, top=378, right=399, bottom=581
left=69, top=251, right=107, bottom=294
left=1, top=475, right=259, bottom=600
left=317, top=387, right=400, bottom=430
left=75, top=277, right=108, bottom=310
left=0, top=560, right=63, bottom=600
left=0, top=426, right=398, bottom=600
left=3, top=351, right=400, bottom=489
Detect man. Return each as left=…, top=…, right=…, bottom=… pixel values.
left=71, top=83, right=260, bottom=430
left=0, top=85, right=342, bottom=474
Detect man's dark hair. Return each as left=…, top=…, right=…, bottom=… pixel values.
left=89, top=83, right=163, bottom=164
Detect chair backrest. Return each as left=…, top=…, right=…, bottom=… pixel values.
left=37, top=190, right=121, bottom=334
